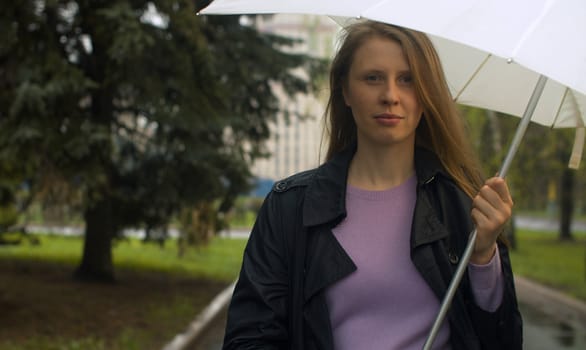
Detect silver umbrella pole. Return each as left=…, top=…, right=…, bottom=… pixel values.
left=423, top=74, right=548, bottom=350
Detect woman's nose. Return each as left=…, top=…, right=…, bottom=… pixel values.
left=381, top=82, right=399, bottom=105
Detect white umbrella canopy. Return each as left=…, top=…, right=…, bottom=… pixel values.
left=201, top=0, right=586, bottom=130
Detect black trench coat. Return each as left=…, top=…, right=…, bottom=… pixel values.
left=223, top=146, right=523, bottom=350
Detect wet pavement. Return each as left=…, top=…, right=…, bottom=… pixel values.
left=25, top=216, right=586, bottom=240
left=521, top=301, right=586, bottom=349
left=516, top=277, right=586, bottom=349
left=514, top=217, right=586, bottom=233
left=186, top=309, right=227, bottom=350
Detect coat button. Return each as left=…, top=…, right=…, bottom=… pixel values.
left=448, top=252, right=459, bottom=264
left=274, top=181, right=287, bottom=192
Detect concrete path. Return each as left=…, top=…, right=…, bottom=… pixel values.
left=161, top=283, right=235, bottom=350
left=23, top=215, right=586, bottom=239
left=515, top=276, right=586, bottom=349
left=514, top=216, right=586, bottom=233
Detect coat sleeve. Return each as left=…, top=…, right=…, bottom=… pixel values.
left=466, top=242, right=523, bottom=349
left=222, top=192, right=291, bottom=350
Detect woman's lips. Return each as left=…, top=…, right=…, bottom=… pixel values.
left=374, top=113, right=403, bottom=126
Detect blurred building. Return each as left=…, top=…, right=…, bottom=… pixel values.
left=251, top=14, right=339, bottom=183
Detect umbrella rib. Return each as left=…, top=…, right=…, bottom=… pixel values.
left=550, top=87, right=570, bottom=129
left=453, top=54, right=492, bottom=102
left=569, top=91, right=585, bottom=129
left=510, top=0, right=555, bottom=60
left=363, top=0, right=395, bottom=18
left=565, top=90, right=585, bottom=169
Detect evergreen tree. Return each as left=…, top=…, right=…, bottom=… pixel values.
left=0, top=0, right=325, bottom=281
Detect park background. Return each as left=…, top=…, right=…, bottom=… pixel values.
left=1, top=1, right=585, bottom=349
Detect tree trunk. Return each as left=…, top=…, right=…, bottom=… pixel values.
left=74, top=198, right=116, bottom=282
left=507, top=214, right=517, bottom=250
left=559, top=168, right=575, bottom=241
left=486, top=110, right=502, bottom=153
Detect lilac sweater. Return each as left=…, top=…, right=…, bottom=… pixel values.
left=325, top=176, right=503, bottom=350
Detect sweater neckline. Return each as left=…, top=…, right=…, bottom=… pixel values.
left=346, top=174, right=416, bottom=201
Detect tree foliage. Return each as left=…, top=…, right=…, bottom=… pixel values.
left=462, top=106, right=585, bottom=241
left=0, top=0, right=325, bottom=281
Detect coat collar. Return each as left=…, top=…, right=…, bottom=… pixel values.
left=302, top=144, right=447, bottom=228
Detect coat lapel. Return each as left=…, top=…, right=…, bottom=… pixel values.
left=410, top=186, right=451, bottom=299
left=302, top=226, right=356, bottom=350
left=303, top=226, right=356, bottom=302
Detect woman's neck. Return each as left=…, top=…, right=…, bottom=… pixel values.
left=348, top=142, right=416, bottom=191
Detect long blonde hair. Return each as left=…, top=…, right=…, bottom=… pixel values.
left=324, top=21, right=484, bottom=198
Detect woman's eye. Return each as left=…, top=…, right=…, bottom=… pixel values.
left=398, top=74, right=413, bottom=85
left=365, top=74, right=383, bottom=83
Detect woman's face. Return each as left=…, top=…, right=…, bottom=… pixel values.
left=343, top=36, right=423, bottom=150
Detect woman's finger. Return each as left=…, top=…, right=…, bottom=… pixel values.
left=484, top=177, right=513, bottom=206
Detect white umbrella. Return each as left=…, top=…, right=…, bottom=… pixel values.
left=200, top=0, right=586, bottom=162
left=200, top=1, right=586, bottom=348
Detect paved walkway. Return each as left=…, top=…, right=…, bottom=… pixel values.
left=515, top=276, right=586, bottom=349
left=23, top=215, right=586, bottom=239
left=162, top=283, right=235, bottom=350
left=514, top=216, right=586, bottom=233
left=515, top=276, right=586, bottom=321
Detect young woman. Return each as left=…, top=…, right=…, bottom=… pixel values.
left=222, top=20, right=523, bottom=350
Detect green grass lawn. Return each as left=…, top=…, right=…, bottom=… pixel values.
left=0, top=233, right=247, bottom=282
left=509, top=229, right=586, bottom=301
left=0, top=234, right=248, bottom=350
